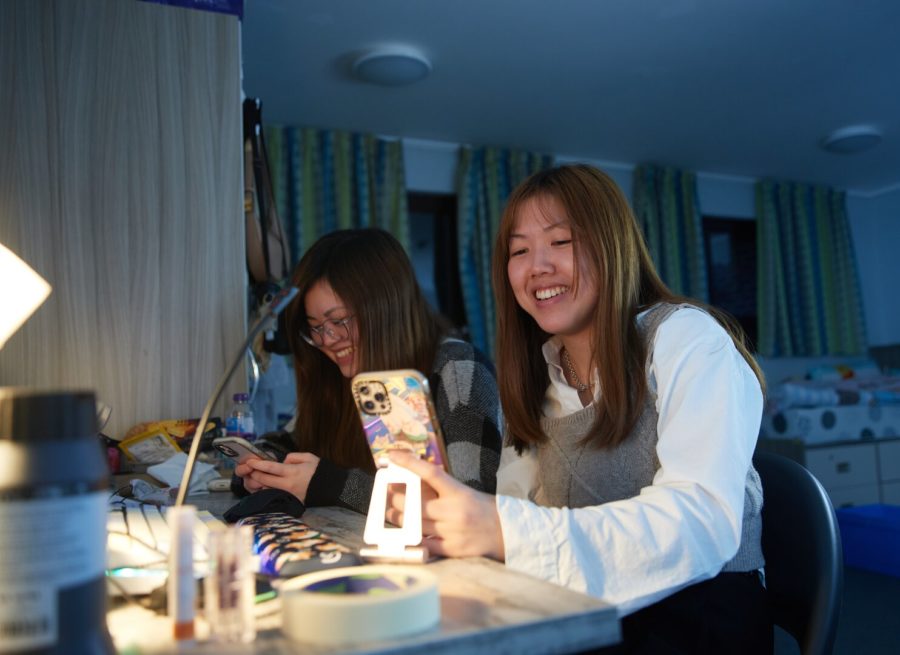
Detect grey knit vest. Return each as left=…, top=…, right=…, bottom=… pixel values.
left=534, top=303, right=764, bottom=573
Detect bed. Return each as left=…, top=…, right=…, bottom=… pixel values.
left=760, top=365, right=900, bottom=445
left=757, top=361, right=900, bottom=507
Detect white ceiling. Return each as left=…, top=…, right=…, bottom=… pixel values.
left=241, top=0, right=900, bottom=196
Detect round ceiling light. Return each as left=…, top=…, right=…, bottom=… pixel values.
left=820, top=125, right=883, bottom=154
left=352, top=46, right=431, bottom=86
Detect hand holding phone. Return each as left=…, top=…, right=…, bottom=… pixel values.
left=212, top=436, right=275, bottom=465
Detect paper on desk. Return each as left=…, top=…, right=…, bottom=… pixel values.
left=147, top=452, right=218, bottom=495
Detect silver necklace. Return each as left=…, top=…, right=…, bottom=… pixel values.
left=561, top=347, right=591, bottom=393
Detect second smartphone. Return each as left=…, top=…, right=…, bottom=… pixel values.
left=212, top=435, right=274, bottom=465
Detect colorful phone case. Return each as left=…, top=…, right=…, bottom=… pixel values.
left=351, top=369, right=449, bottom=471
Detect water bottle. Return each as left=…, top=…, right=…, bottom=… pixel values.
left=225, top=392, right=256, bottom=442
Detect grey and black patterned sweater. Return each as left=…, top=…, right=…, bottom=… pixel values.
left=232, top=338, right=502, bottom=514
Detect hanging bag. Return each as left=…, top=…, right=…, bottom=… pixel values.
left=243, top=98, right=292, bottom=354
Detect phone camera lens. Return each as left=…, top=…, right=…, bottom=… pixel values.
left=363, top=400, right=375, bottom=412
left=374, top=392, right=385, bottom=402
left=359, top=385, right=369, bottom=395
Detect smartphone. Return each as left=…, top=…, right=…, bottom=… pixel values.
left=212, top=436, right=274, bottom=465
left=351, top=369, right=450, bottom=471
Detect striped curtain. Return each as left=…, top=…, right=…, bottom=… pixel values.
left=456, top=146, right=554, bottom=358
left=756, top=180, right=867, bottom=356
left=632, top=164, right=709, bottom=301
left=264, top=126, right=409, bottom=263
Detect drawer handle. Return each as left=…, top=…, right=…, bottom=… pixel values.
left=836, top=462, right=850, bottom=473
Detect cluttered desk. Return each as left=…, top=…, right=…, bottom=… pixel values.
left=0, top=276, right=619, bottom=653
left=105, top=477, right=620, bottom=654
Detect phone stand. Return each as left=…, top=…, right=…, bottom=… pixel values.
left=360, top=460, right=428, bottom=564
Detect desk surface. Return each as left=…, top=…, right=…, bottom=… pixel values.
left=108, top=488, right=620, bottom=654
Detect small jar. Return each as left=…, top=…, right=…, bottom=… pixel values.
left=0, top=389, right=113, bottom=655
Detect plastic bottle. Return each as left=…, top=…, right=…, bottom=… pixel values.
left=225, top=392, right=256, bottom=442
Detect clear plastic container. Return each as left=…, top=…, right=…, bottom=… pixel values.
left=204, top=525, right=256, bottom=644
left=225, top=392, right=256, bottom=442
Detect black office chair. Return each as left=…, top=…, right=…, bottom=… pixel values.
left=754, top=450, right=844, bottom=655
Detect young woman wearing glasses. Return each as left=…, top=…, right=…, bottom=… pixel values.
left=232, top=228, right=502, bottom=513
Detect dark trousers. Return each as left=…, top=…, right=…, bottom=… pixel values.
left=591, top=571, right=773, bottom=655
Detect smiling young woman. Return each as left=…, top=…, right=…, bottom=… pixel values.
left=231, top=228, right=502, bottom=514
left=504, top=194, right=600, bottom=407
left=301, top=280, right=359, bottom=379
left=387, top=165, right=773, bottom=654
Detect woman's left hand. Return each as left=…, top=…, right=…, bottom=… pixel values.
left=242, top=452, right=321, bottom=503
left=385, top=451, right=505, bottom=561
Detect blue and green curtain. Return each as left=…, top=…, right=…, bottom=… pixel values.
left=632, top=164, right=709, bottom=302
left=456, top=147, right=554, bottom=358
left=756, top=181, right=866, bottom=356
left=264, top=126, right=409, bottom=263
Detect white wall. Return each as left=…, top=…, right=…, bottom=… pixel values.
left=404, top=139, right=758, bottom=216
left=404, top=139, right=459, bottom=193
left=403, top=138, right=899, bottom=348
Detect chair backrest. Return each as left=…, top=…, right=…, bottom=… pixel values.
left=754, top=451, right=844, bottom=655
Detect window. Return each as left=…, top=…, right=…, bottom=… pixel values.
left=702, top=216, right=758, bottom=350
left=407, top=193, right=467, bottom=333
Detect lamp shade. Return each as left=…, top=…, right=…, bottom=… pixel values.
left=0, top=242, right=51, bottom=348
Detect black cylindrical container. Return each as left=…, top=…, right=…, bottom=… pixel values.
left=0, top=389, right=114, bottom=655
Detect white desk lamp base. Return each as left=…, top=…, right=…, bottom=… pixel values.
left=360, top=461, right=428, bottom=564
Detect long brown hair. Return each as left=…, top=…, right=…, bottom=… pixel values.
left=285, top=229, right=446, bottom=470
left=492, top=164, right=763, bottom=451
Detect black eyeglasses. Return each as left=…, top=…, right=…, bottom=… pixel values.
left=301, top=316, right=354, bottom=347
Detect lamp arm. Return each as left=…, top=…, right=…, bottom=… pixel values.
left=174, top=287, right=298, bottom=506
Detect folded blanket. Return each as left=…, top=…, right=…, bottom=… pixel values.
left=767, top=376, right=900, bottom=411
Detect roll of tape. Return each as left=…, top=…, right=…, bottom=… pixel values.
left=279, top=564, right=440, bottom=645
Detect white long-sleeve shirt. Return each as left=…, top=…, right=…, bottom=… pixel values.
left=495, top=306, right=763, bottom=616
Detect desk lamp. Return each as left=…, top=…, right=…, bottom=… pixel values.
left=0, top=241, right=114, bottom=654
left=0, top=242, right=51, bottom=347
left=167, top=285, right=297, bottom=644
left=174, top=285, right=298, bottom=506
